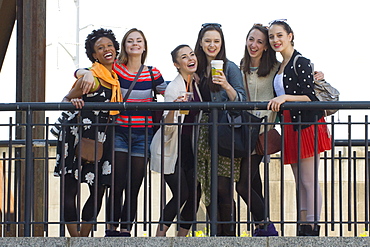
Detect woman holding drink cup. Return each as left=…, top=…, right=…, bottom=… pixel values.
left=150, top=44, right=202, bottom=236
left=194, top=23, right=246, bottom=236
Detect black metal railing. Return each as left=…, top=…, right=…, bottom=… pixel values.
left=0, top=101, right=369, bottom=237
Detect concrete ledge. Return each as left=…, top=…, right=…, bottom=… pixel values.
left=0, top=237, right=369, bottom=247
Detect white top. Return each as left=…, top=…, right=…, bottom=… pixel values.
left=274, top=73, right=285, bottom=96
left=150, top=73, right=202, bottom=174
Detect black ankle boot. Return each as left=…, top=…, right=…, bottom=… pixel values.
left=306, top=225, right=320, bottom=236
left=298, top=225, right=320, bottom=236
left=298, top=225, right=308, bottom=236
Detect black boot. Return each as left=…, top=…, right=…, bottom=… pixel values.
left=306, top=225, right=320, bottom=236
left=298, top=225, right=320, bottom=236
left=297, top=225, right=307, bottom=236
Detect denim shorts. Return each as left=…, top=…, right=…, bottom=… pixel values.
left=114, top=131, right=152, bottom=157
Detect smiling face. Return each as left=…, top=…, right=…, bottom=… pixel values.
left=246, top=29, right=268, bottom=61
left=200, top=30, right=222, bottom=60
left=268, top=24, right=293, bottom=53
left=92, top=37, right=116, bottom=68
left=124, top=31, right=146, bottom=57
left=174, top=46, right=197, bottom=77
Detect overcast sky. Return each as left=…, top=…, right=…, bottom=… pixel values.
left=0, top=0, right=369, bottom=139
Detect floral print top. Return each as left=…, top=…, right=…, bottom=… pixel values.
left=54, top=77, right=113, bottom=186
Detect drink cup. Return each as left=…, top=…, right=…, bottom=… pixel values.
left=180, top=91, right=193, bottom=102
left=179, top=91, right=193, bottom=115
left=211, top=60, right=224, bottom=76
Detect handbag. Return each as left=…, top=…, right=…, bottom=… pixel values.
left=216, top=110, right=262, bottom=158
left=76, top=137, right=104, bottom=162
left=293, top=55, right=340, bottom=116
left=76, top=114, right=110, bottom=163
left=255, top=128, right=281, bottom=155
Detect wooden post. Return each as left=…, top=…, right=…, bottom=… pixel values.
left=16, top=0, right=46, bottom=237
left=0, top=0, right=16, bottom=71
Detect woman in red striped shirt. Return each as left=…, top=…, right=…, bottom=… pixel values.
left=75, top=28, right=167, bottom=237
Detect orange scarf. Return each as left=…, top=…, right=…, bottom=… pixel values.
left=90, top=62, right=122, bottom=115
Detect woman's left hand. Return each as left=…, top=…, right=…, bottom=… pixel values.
left=212, top=70, right=230, bottom=89
left=70, top=98, right=85, bottom=109
left=314, top=71, right=324, bottom=81
left=267, top=95, right=287, bottom=112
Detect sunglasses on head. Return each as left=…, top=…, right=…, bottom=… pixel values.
left=201, top=23, right=222, bottom=29
left=253, top=23, right=268, bottom=29
left=268, top=19, right=288, bottom=26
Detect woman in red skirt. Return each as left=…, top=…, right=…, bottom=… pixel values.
left=267, top=20, right=331, bottom=236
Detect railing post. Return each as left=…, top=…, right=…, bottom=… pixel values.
left=24, top=107, right=33, bottom=236
left=365, top=115, right=369, bottom=233
left=210, top=108, right=218, bottom=236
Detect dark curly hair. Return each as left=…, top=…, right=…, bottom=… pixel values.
left=85, top=28, right=120, bottom=63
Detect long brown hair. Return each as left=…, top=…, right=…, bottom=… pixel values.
left=194, top=24, right=226, bottom=92
left=240, top=24, right=278, bottom=77
left=117, top=28, right=148, bottom=65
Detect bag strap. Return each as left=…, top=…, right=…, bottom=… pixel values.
left=243, top=73, right=251, bottom=101
left=123, top=64, right=144, bottom=102
left=293, top=54, right=315, bottom=77
left=292, top=54, right=302, bottom=76
left=148, top=66, right=157, bottom=102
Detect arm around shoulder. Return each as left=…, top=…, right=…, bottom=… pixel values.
left=63, top=78, right=84, bottom=102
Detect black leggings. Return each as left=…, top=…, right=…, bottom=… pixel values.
left=160, top=134, right=201, bottom=230
left=106, top=151, right=146, bottom=230
left=63, top=174, right=106, bottom=222
left=236, top=155, right=266, bottom=222
left=162, top=165, right=201, bottom=230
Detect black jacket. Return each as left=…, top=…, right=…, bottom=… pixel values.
left=276, top=50, right=323, bottom=130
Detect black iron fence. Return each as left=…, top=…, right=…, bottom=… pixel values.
left=0, top=101, right=370, bottom=237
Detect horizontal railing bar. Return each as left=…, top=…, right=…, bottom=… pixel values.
left=0, top=101, right=369, bottom=111
left=0, top=139, right=368, bottom=148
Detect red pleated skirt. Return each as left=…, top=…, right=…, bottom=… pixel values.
left=282, top=110, right=332, bottom=164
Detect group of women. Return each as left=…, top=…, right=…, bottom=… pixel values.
left=54, top=20, right=331, bottom=237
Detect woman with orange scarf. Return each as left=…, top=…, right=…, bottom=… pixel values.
left=54, top=28, right=122, bottom=237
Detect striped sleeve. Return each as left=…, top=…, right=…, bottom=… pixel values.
left=150, top=67, right=167, bottom=95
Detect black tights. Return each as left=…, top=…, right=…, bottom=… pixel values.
left=160, top=134, right=201, bottom=230
left=63, top=174, right=106, bottom=222
left=107, top=151, right=146, bottom=230
left=162, top=166, right=201, bottom=230
left=236, top=155, right=266, bottom=222
left=205, top=176, right=236, bottom=236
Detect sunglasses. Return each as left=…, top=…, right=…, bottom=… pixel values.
left=268, top=19, right=288, bottom=26
left=201, top=23, right=222, bottom=29
left=253, top=23, right=268, bottom=29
